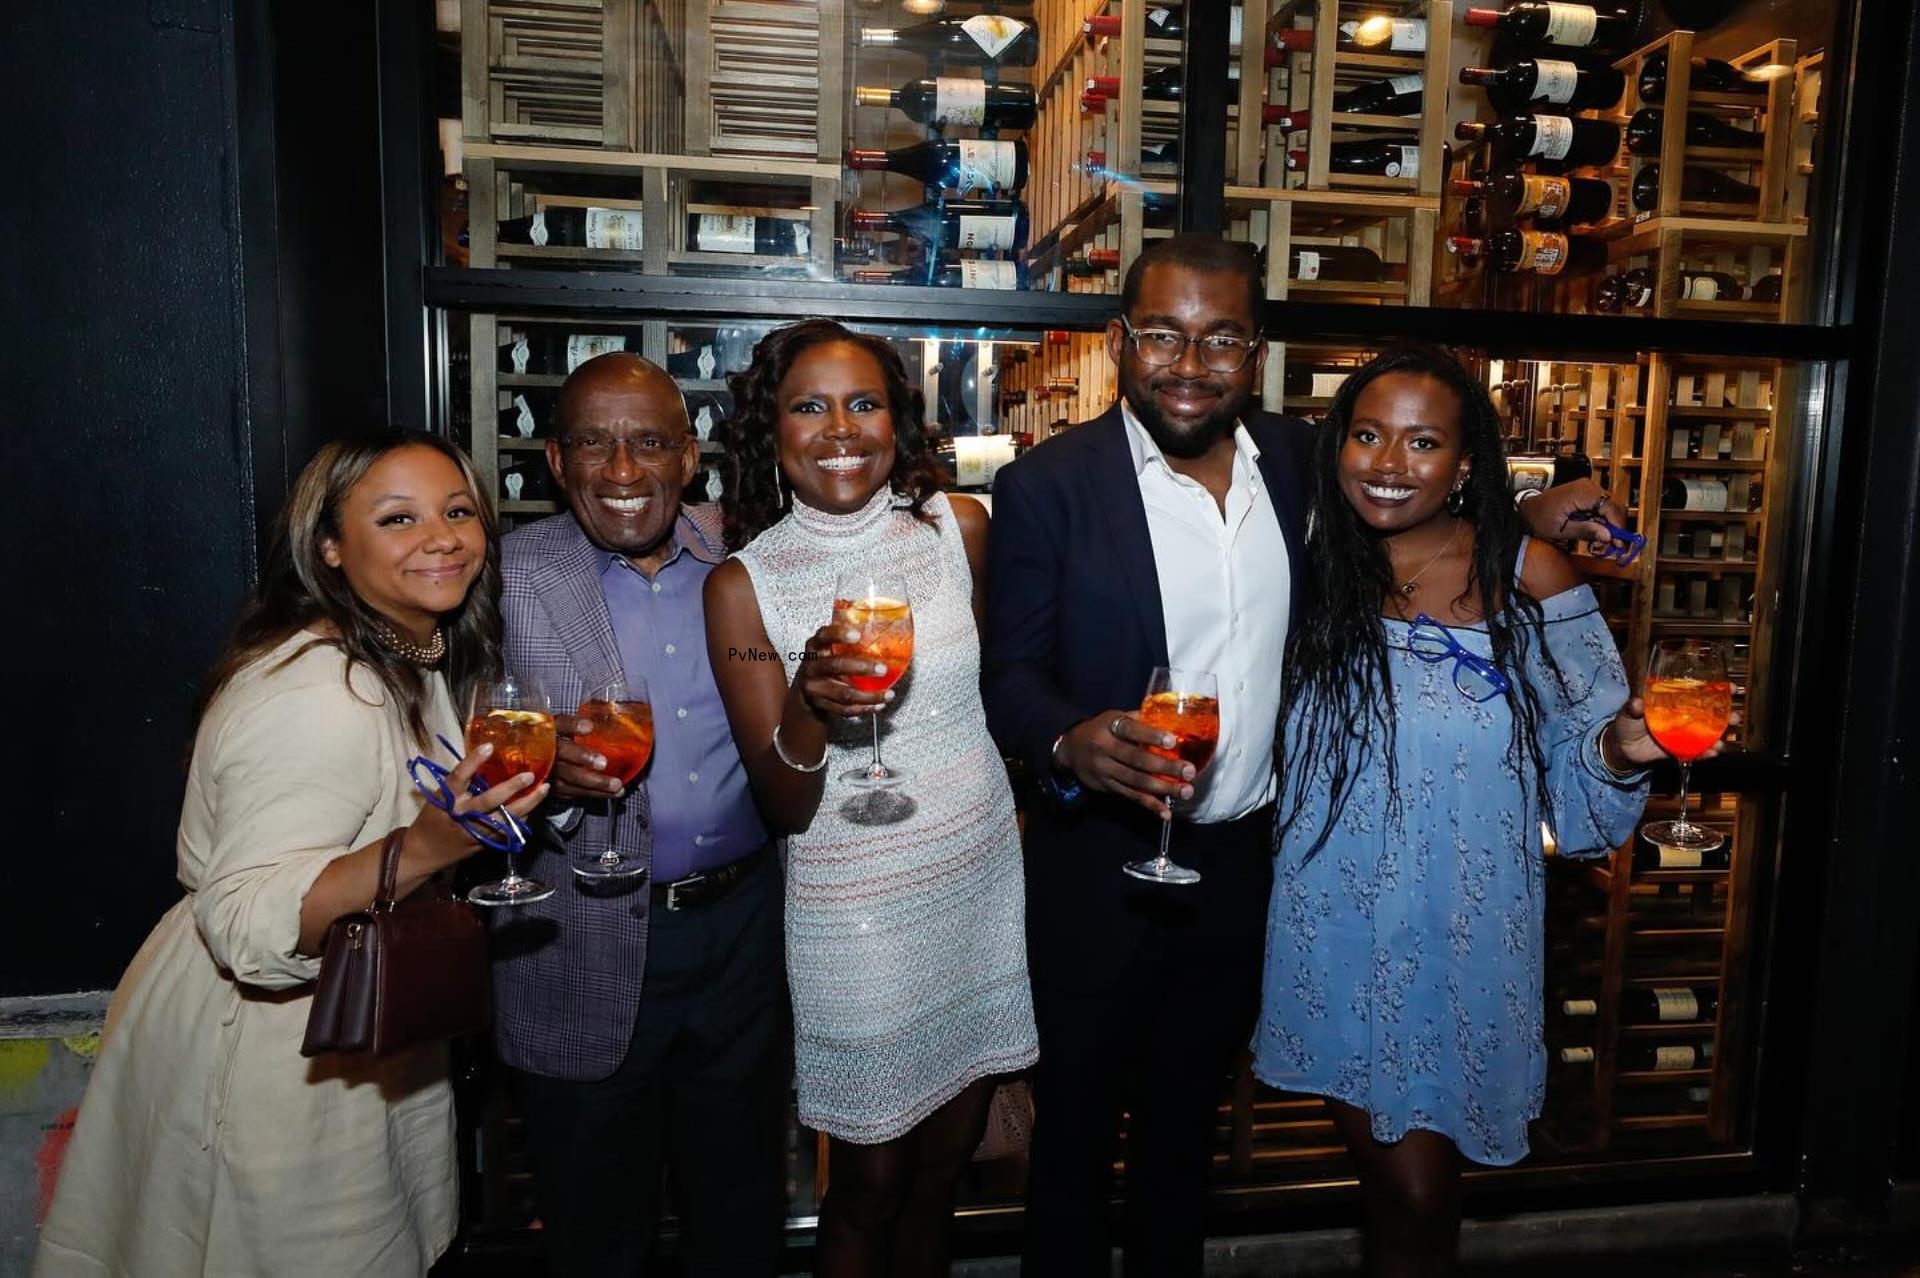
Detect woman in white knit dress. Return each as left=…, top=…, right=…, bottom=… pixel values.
left=706, top=319, right=1037, bottom=1276
left=35, top=434, right=547, bottom=1278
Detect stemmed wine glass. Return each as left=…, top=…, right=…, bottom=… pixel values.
left=465, top=674, right=558, bottom=906
left=1639, top=639, right=1733, bottom=857
left=832, top=570, right=915, bottom=789
left=572, top=675, right=654, bottom=881
left=1122, top=667, right=1221, bottom=886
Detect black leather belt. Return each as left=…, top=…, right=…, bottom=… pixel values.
left=651, top=844, right=771, bottom=912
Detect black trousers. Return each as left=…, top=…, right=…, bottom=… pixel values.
left=512, top=854, right=787, bottom=1278
left=1021, top=807, right=1275, bottom=1278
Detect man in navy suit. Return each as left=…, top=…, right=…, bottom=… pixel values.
left=984, top=235, right=1621, bottom=1275
left=492, top=354, right=784, bottom=1276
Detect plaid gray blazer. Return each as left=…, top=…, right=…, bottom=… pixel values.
left=488, top=503, right=729, bottom=1080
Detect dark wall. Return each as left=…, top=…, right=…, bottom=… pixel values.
left=1, top=1, right=387, bottom=995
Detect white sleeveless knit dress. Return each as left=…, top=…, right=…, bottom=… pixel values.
left=735, top=488, right=1038, bottom=1143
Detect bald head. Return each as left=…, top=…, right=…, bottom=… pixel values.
left=545, top=351, right=700, bottom=568
left=554, top=351, right=688, bottom=439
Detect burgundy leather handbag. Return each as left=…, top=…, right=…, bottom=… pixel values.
left=301, top=829, right=491, bottom=1057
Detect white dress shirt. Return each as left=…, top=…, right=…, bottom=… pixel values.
left=1122, top=400, right=1292, bottom=822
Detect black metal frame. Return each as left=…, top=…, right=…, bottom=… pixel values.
left=376, top=0, right=1920, bottom=1246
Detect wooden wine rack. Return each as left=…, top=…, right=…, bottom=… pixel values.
left=994, top=329, right=1116, bottom=442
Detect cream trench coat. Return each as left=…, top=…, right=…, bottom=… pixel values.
left=35, top=633, right=462, bottom=1278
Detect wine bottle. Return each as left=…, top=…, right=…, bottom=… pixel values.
left=1085, top=7, right=1244, bottom=44
left=1560, top=996, right=1600, bottom=1017
left=1063, top=247, right=1122, bottom=276
left=859, top=15, right=1039, bottom=67
left=1623, top=986, right=1720, bottom=1023
left=1751, top=271, right=1784, bottom=304
left=1281, top=366, right=1354, bottom=398
left=498, top=389, right=556, bottom=439
left=1284, top=141, right=1422, bottom=180
left=1269, top=15, right=1427, bottom=53
left=1461, top=3, right=1644, bottom=53
left=502, top=331, right=632, bottom=375
left=1624, top=107, right=1765, bottom=156
left=1451, top=172, right=1614, bottom=226
left=1619, top=1041, right=1716, bottom=1072
left=849, top=197, right=1030, bottom=252
left=664, top=344, right=723, bottom=381
left=1591, top=266, right=1656, bottom=311
left=1458, top=59, right=1625, bottom=112
left=497, top=208, right=811, bottom=256
left=846, top=139, right=1028, bottom=196
left=1661, top=476, right=1731, bottom=511
left=1632, top=837, right=1732, bottom=869
left=1454, top=115, right=1624, bottom=168
left=1675, top=270, right=1749, bottom=302
left=1631, top=162, right=1761, bottom=211
left=1331, top=73, right=1425, bottom=116
left=1639, top=50, right=1772, bottom=101
left=854, top=78, right=1038, bottom=131
left=1559, top=1045, right=1597, bottom=1064
left=1447, top=229, right=1609, bottom=275
left=853, top=259, right=1029, bottom=289
left=1081, top=144, right=1180, bottom=176
left=1082, top=63, right=1240, bottom=106
left=1287, top=244, right=1386, bottom=282
left=1264, top=107, right=1312, bottom=131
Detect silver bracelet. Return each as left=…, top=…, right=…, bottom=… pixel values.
left=771, top=722, right=828, bottom=773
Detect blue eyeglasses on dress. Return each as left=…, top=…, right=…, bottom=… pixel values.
left=1407, top=614, right=1512, bottom=703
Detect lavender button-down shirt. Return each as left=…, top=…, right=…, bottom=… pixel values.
left=600, top=518, right=767, bottom=882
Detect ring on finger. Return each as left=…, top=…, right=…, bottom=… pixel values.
left=1108, top=715, right=1126, bottom=737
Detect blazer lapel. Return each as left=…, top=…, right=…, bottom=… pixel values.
left=1251, top=415, right=1311, bottom=619
left=1089, top=406, right=1171, bottom=668
left=532, top=515, right=624, bottom=693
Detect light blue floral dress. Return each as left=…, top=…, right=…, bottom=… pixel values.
left=1253, top=558, right=1649, bottom=1165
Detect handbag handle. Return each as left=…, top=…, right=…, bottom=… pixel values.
left=374, top=828, right=408, bottom=911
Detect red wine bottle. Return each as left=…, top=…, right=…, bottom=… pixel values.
left=859, top=15, right=1038, bottom=67
left=1458, top=58, right=1625, bottom=112
left=1591, top=266, right=1656, bottom=311
left=1455, top=114, right=1623, bottom=168
left=1631, top=839, right=1731, bottom=869
left=1625, top=107, right=1766, bottom=156
left=1062, top=247, right=1121, bottom=276
left=1285, top=141, right=1422, bottom=179
left=1622, top=986, right=1720, bottom=1023
left=849, top=197, right=1030, bottom=252
left=1085, top=8, right=1245, bottom=44
left=1450, top=172, right=1614, bottom=226
left=1631, top=162, right=1761, bottom=211
left=1333, top=73, right=1425, bottom=115
left=846, top=139, right=1028, bottom=196
left=1448, top=229, right=1608, bottom=275
left=1269, top=15, right=1427, bottom=53
left=1287, top=244, right=1386, bottom=282
left=1462, top=3, right=1644, bottom=53
left=501, top=331, right=633, bottom=375
left=854, top=78, right=1038, bottom=130
left=1639, top=50, right=1773, bottom=101
left=1751, top=271, right=1784, bottom=304
left=1618, top=1041, right=1716, bottom=1072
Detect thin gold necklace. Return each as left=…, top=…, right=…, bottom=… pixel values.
left=1395, top=519, right=1464, bottom=597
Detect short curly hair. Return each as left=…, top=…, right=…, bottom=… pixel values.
left=720, top=318, right=949, bottom=551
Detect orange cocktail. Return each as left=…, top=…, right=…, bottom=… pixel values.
left=466, top=708, right=558, bottom=790
left=1644, top=677, right=1733, bottom=762
left=832, top=597, right=915, bottom=693
left=1137, top=691, right=1221, bottom=774
left=578, top=699, right=655, bottom=785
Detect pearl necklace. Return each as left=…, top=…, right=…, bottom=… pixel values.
left=375, top=621, right=446, bottom=665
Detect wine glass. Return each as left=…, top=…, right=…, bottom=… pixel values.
left=1639, top=639, right=1733, bottom=857
left=831, top=570, right=914, bottom=789
left=465, top=674, right=558, bottom=906
left=1122, top=667, right=1221, bottom=886
left=571, top=675, right=654, bottom=882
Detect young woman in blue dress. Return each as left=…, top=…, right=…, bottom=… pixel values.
left=1255, top=345, right=1704, bottom=1276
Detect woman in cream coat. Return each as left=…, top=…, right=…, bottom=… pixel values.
left=35, top=432, right=547, bottom=1277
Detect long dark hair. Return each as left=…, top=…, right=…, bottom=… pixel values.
left=1276, top=343, right=1563, bottom=858
left=720, top=318, right=948, bottom=550
left=195, top=430, right=503, bottom=744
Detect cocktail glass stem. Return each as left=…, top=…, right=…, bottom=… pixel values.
left=1673, top=761, right=1693, bottom=836
left=1149, top=798, right=1177, bottom=874
left=868, top=710, right=886, bottom=780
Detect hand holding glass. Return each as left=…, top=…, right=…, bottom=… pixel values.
left=571, top=676, right=654, bottom=881
left=1639, top=640, right=1733, bottom=856
left=831, top=571, right=914, bottom=788
left=465, top=676, right=559, bottom=906
left=1122, top=667, right=1220, bottom=886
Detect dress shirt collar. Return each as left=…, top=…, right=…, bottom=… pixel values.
left=592, top=507, right=725, bottom=578
left=1120, top=398, right=1262, bottom=480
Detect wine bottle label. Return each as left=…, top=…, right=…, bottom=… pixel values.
left=1630, top=279, right=1655, bottom=307
left=1682, top=275, right=1722, bottom=301
left=792, top=223, right=812, bottom=257
left=696, top=214, right=758, bottom=254
left=1384, top=145, right=1420, bottom=179
left=961, top=15, right=1027, bottom=59
left=512, top=395, right=536, bottom=437
left=567, top=335, right=626, bottom=371
left=1543, top=3, right=1600, bottom=45
left=960, top=259, right=1019, bottom=289
left=528, top=211, right=549, bottom=247
left=1530, top=114, right=1577, bottom=160
left=697, top=345, right=717, bottom=380
left=1389, top=73, right=1425, bottom=95
left=934, top=77, right=988, bottom=126
left=1562, top=998, right=1599, bottom=1017
left=1657, top=844, right=1706, bottom=868
left=1532, top=59, right=1582, bottom=103
left=1231, top=8, right=1245, bottom=46
left=957, top=214, right=1017, bottom=250
left=1561, top=1046, right=1596, bottom=1064
left=1341, top=18, right=1426, bottom=50
left=504, top=472, right=525, bottom=500
left=511, top=335, right=531, bottom=375
left=1654, top=1045, right=1698, bottom=1071
left=1681, top=477, right=1730, bottom=511
left=585, top=208, right=644, bottom=251
left=1654, top=989, right=1701, bottom=1021
left=1295, top=250, right=1322, bottom=281
left=1311, top=372, right=1349, bottom=397
left=705, top=469, right=724, bottom=501
left=1146, top=8, right=1175, bottom=31
left=1517, top=230, right=1570, bottom=274
left=694, top=403, right=716, bottom=440
left=958, top=139, right=1019, bottom=194
left=1519, top=174, right=1573, bottom=217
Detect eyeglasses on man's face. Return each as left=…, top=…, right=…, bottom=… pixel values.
left=560, top=431, right=690, bottom=467
left=1120, top=319, right=1260, bottom=373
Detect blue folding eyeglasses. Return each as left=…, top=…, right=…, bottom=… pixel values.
left=1407, top=614, right=1513, bottom=703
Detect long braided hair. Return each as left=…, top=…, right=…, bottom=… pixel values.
left=1275, top=344, right=1566, bottom=859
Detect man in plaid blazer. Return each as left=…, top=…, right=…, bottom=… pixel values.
left=491, top=353, right=786, bottom=1277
